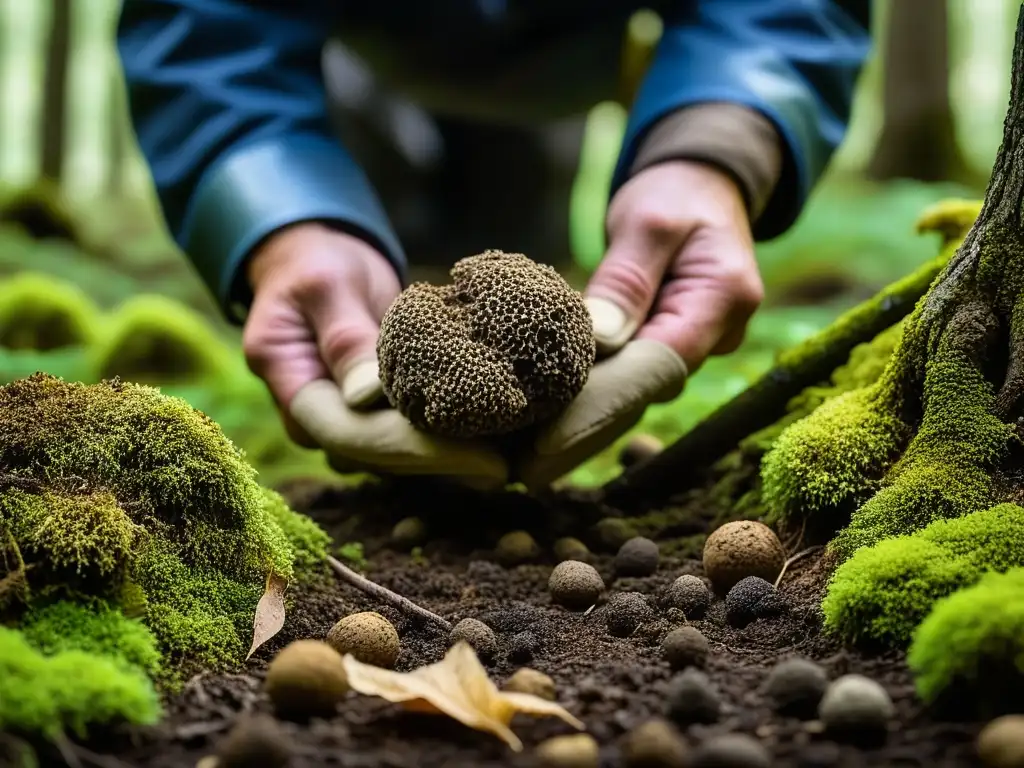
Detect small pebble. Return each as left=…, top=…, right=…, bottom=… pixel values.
left=535, top=733, right=600, bottom=768
left=507, top=630, right=540, bottom=663
left=215, top=713, right=293, bottom=768
left=818, top=674, right=894, bottom=737
left=763, top=657, right=829, bottom=718
left=725, top=576, right=788, bottom=628
left=620, top=717, right=689, bottom=767
left=503, top=667, right=556, bottom=700
left=663, top=574, right=711, bottom=619
left=594, top=517, right=637, bottom=551
left=263, top=640, right=349, bottom=721
left=661, top=626, right=709, bottom=670
left=549, top=560, right=605, bottom=611
left=665, top=668, right=721, bottom=725
left=494, top=530, right=540, bottom=566
left=690, top=733, right=771, bottom=768
left=390, top=516, right=426, bottom=549
left=325, top=611, right=400, bottom=668
left=977, top=715, right=1024, bottom=768
left=615, top=536, right=661, bottom=577
left=553, top=536, right=591, bottom=562
left=702, top=520, right=786, bottom=595
left=619, top=433, right=664, bottom=468
left=449, top=618, right=499, bottom=660
left=605, top=592, right=656, bottom=637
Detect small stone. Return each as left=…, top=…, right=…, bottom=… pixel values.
left=503, top=667, right=556, bottom=700
left=594, top=517, right=637, bottom=551
left=619, top=434, right=664, bottom=468
left=325, top=611, right=400, bottom=668
left=725, top=576, right=787, bottom=628
left=390, top=516, right=426, bottom=549
left=535, top=733, right=600, bottom=768
left=215, top=713, right=293, bottom=768
left=549, top=560, right=605, bottom=611
left=763, top=657, right=829, bottom=718
left=690, top=733, right=771, bottom=768
left=620, top=717, right=689, bottom=767
left=818, top=674, right=894, bottom=737
left=661, top=626, right=709, bottom=671
left=449, top=617, right=499, bottom=660
left=553, top=536, right=591, bottom=562
left=665, top=668, right=721, bottom=725
left=263, top=640, right=349, bottom=720
left=494, top=530, right=540, bottom=566
left=978, top=715, right=1024, bottom=768
left=615, top=536, right=660, bottom=577
left=702, top=520, right=786, bottom=595
left=605, top=592, right=656, bottom=637
left=663, top=574, right=711, bottom=619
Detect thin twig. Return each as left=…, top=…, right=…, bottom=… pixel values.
left=774, top=546, right=824, bottom=589
left=327, top=555, right=452, bottom=632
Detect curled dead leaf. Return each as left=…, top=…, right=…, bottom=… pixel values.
left=340, top=641, right=584, bottom=751
left=246, top=571, right=288, bottom=661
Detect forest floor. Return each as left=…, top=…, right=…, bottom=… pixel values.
left=48, top=479, right=986, bottom=768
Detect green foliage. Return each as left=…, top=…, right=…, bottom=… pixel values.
left=336, top=541, right=368, bottom=570
left=0, top=273, right=99, bottom=351
left=822, top=504, right=1024, bottom=647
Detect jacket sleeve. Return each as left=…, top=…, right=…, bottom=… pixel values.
left=612, top=0, right=871, bottom=241
left=116, top=0, right=406, bottom=324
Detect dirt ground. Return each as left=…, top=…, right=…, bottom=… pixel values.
left=39, top=479, right=987, bottom=768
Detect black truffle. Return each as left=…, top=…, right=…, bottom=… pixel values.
left=615, top=536, right=660, bottom=577
left=662, top=626, right=709, bottom=671
left=606, top=592, right=656, bottom=637
left=662, top=574, right=711, bottom=619
left=724, top=576, right=788, bottom=628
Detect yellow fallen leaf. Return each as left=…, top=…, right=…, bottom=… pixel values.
left=246, top=571, right=287, bottom=661
left=340, top=641, right=584, bottom=750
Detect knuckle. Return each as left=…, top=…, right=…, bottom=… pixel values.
left=634, top=206, right=689, bottom=246
left=319, top=324, right=370, bottom=364
left=724, top=269, right=764, bottom=314
left=591, top=259, right=657, bottom=309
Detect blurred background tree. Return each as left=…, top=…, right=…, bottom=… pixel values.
left=0, top=0, right=1016, bottom=489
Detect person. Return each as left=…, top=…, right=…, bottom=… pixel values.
left=116, top=1, right=870, bottom=490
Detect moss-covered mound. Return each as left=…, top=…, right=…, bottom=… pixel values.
left=0, top=373, right=329, bottom=743
left=0, top=273, right=99, bottom=351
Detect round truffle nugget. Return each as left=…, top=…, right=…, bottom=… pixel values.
left=702, top=520, right=785, bottom=595
left=377, top=250, right=596, bottom=438
left=615, top=536, right=660, bottom=577
left=449, top=618, right=499, bottom=660
left=263, top=640, right=349, bottom=720
left=663, top=575, right=711, bottom=619
left=503, top=667, right=556, bottom=700
left=549, top=560, right=605, bottom=610
left=326, top=611, right=400, bottom=668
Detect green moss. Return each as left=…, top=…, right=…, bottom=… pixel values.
left=0, top=272, right=99, bottom=351
left=908, top=566, right=1024, bottom=712
left=91, top=294, right=233, bottom=384
left=822, top=504, right=1024, bottom=647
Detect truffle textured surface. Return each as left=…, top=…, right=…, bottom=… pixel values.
left=703, top=520, right=786, bottom=595
left=377, top=250, right=596, bottom=438
left=549, top=560, right=605, bottom=611
left=663, top=574, right=711, bottom=618
left=661, top=626, right=709, bottom=670
left=725, top=576, right=788, bottom=628
left=449, top=618, right=499, bottom=660
left=325, top=611, right=400, bottom=668
left=605, top=592, right=655, bottom=637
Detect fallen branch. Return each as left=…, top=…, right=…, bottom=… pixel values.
left=774, top=546, right=824, bottom=589
left=327, top=555, right=453, bottom=633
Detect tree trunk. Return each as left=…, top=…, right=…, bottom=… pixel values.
left=866, top=0, right=974, bottom=184
left=40, top=0, right=71, bottom=182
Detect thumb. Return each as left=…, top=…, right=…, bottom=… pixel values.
left=306, top=295, right=385, bottom=409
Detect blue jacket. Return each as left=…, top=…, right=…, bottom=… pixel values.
left=117, top=1, right=870, bottom=324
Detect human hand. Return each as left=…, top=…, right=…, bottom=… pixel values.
left=242, top=223, right=508, bottom=485
left=519, top=160, right=763, bottom=489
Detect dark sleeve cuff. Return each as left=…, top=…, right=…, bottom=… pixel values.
left=628, top=102, right=783, bottom=224
left=179, top=133, right=407, bottom=325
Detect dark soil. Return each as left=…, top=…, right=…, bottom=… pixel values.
left=33, top=479, right=985, bottom=768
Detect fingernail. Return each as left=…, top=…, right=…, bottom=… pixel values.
left=585, top=297, right=638, bottom=353
left=341, top=359, right=383, bottom=408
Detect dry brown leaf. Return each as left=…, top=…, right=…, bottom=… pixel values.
left=340, top=641, right=584, bottom=751
left=246, top=571, right=287, bottom=660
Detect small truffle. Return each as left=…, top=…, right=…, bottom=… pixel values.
left=535, top=733, right=600, bottom=768
left=977, top=715, right=1024, bottom=768
left=702, top=520, right=785, bottom=595
left=594, top=517, right=637, bottom=551
left=663, top=574, right=711, bottom=619
left=605, top=592, right=656, bottom=637
left=690, top=733, right=771, bottom=768
left=553, top=536, right=591, bottom=562
left=215, top=713, right=293, bottom=768
left=263, top=640, right=349, bottom=720
left=449, top=618, right=499, bottom=660
left=763, top=657, right=829, bottom=718
left=665, top=668, right=721, bottom=725
left=615, top=536, right=660, bottom=577
left=503, top=667, right=556, bottom=700
left=495, top=530, right=541, bottom=566
left=507, top=630, right=541, bottom=663
left=661, top=626, right=709, bottom=671
left=620, top=717, right=689, bottom=768
left=818, top=674, right=894, bottom=737
left=391, top=516, right=426, bottom=549
left=725, top=576, right=788, bottom=628
left=326, top=611, right=400, bottom=668
left=619, top=434, right=663, bottom=468
left=549, top=560, right=605, bottom=611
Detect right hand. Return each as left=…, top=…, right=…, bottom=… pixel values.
left=242, top=223, right=509, bottom=485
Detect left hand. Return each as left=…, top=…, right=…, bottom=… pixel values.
left=518, top=160, right=764, bottom=489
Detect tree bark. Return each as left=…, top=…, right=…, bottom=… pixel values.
left=40, top=0, right=72, bottom=182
